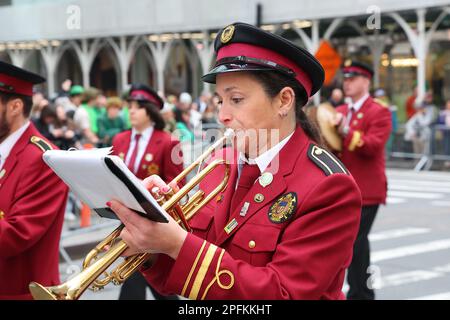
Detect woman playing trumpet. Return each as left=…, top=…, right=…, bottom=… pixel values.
left=108, top=22, right=361, bottom=300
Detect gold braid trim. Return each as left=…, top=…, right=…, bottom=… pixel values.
left=188, top=244, right=218, bottom=300
left=200, top=248, right=235, bottom=300
left=181, top=240, right=207, bottom=296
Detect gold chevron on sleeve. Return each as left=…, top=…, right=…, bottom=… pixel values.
left=181, top=240, right=207, bottom=296
left=188, top=243, right=218, bottom=300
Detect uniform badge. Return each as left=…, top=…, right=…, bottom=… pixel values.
left=147, top=163, right=160, bottom=175
left=254, top=193, right=264, bottom=203
left=239, top=202, right=250, bottom=217
left=268, top=192, right=298, bottom=224
left=221, top=25, right=235, bottom=44
left=259, top=172, right=273, bottom=188
left=224, top=218, right=238, bottom=234
left=145, top=153, right=153, bottom=162
left=357, top=113, right=364, bottom=119
left=0, top=169, right=5, bottom=179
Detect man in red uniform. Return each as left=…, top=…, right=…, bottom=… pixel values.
left=0, top=61, right=68, bottom=299
left=335, top=60, right=392, bottom=300
left=108, top=22, right=362, bottom=300
left=112, top=84, right=183, bottom=300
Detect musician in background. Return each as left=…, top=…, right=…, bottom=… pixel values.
left=112, top=83, right=183, bottom=300
left=334, top=60, right=392, bottom=300
left=108, top=23, right=362, bottom=300
left=0, top=61, right=68, bottom=299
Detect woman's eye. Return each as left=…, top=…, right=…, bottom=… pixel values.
left=231, top=98, right=243, bottom=104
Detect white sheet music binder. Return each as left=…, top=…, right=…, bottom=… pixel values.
left=42, top=148, right=169, bottom=223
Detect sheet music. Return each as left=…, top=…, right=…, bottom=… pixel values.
left=42, top=148, right=169, bottom=222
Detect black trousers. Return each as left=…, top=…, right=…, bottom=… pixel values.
left=346, top=204, right=379, bottom=300
left=118, top=272, right=179, bottom=300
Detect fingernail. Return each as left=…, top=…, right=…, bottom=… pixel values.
left=106, top=202, right=111, bottom=207
left=162, top=186, right=170, bottom=193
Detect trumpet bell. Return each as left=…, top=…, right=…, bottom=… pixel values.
left=316, top=102, right=342, bottom=152
left=29, top=282, right=59, bottom=300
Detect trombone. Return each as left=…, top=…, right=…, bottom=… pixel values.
left=29, top=129, right=234, bottom=300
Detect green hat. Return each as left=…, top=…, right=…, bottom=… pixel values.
left=69, top=85, right=84, bottom=96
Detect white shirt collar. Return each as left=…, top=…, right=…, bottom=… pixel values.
left=238, top=131, right=294, bottom=174
left=131, top=126, right=154, bottom=143
left=0, top=121, right=30, bottom=170
left=349, top=93, right=370, bottom=112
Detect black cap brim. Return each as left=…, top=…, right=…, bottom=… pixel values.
left=202, top=63, right=276, bottom=84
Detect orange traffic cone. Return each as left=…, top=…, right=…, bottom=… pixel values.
left=80, top=202, right=91, bottom=228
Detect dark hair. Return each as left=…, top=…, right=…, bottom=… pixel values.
left=247, top=71, right=322, bottom=144
left=174, top=107, right=190, bottom=124
left=39, top=105, right=57, bottom=123
left=0, top=92, right=33, bottom=118
left=139, top=102, right=165, bottom=130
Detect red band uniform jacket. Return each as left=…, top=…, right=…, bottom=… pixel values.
left=112, top=129, right=184, bottom=182
left=141, top=127, right=362, bottom=300
left=336, top=97, right=392, bottom=205
left=0, top=123, right=68, bottom=300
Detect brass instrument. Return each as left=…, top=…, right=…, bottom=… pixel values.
left=306, top=102, right=342, bottom=152
left=29, top=129, right=234, bottom=300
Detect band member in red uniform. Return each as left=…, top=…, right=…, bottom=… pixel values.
left=112, top=83, right=183, bottom=300
left=108, top=22, right=362, bottom=300
left=335, top=60, right=392, bottom=300
left=0, top=61, right=68, bottom=300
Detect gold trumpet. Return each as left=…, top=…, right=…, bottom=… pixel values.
left=29, top=129, right=234, bottom=300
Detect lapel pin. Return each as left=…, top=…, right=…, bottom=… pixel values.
left=254, top=193, right=265, bottom=203
left=357, top=113, right=364, bottom=119
left=224, top=218, right=238, bottom=234
left=240, top=202, right=250, bottom=217
left=259, top=172, right=273, bottom=188
left=145, top=153, right=153, bottom=162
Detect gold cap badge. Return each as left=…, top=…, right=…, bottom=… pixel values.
left=221, top=25, right=235, bottom=44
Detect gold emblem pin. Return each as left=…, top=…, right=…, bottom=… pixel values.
left=357, top=113, right=364, bottom=119
left=119, top=152, right=125, bottom=160
left=221, top=25, right=235, bottom=44
left=259, top=172, right=273, bottom=188
left=0, top=169, right=5, bottom=179
left=254, top=194, right=265, bottom=203
left=145, top=153, right=153, bottom=162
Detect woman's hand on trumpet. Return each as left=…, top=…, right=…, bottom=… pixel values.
left=107, top=175, right=187, bottom=260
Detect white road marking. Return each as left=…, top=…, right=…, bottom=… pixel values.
left=387, top=191, right=444, bottom=199
left=372, top=239, right=450, bottom=263
left=369, top=228, right=430, bottom=242
left=410, top=292, right=450, bottom=300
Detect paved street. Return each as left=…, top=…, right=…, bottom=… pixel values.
left=58, top=168, right=450, bottom=300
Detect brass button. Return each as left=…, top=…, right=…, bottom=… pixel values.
left=315, top=148, right=323, bottom=155
left=248, top=240, right=256, bottom=249
left=0, top=210, right=4, bottom=220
